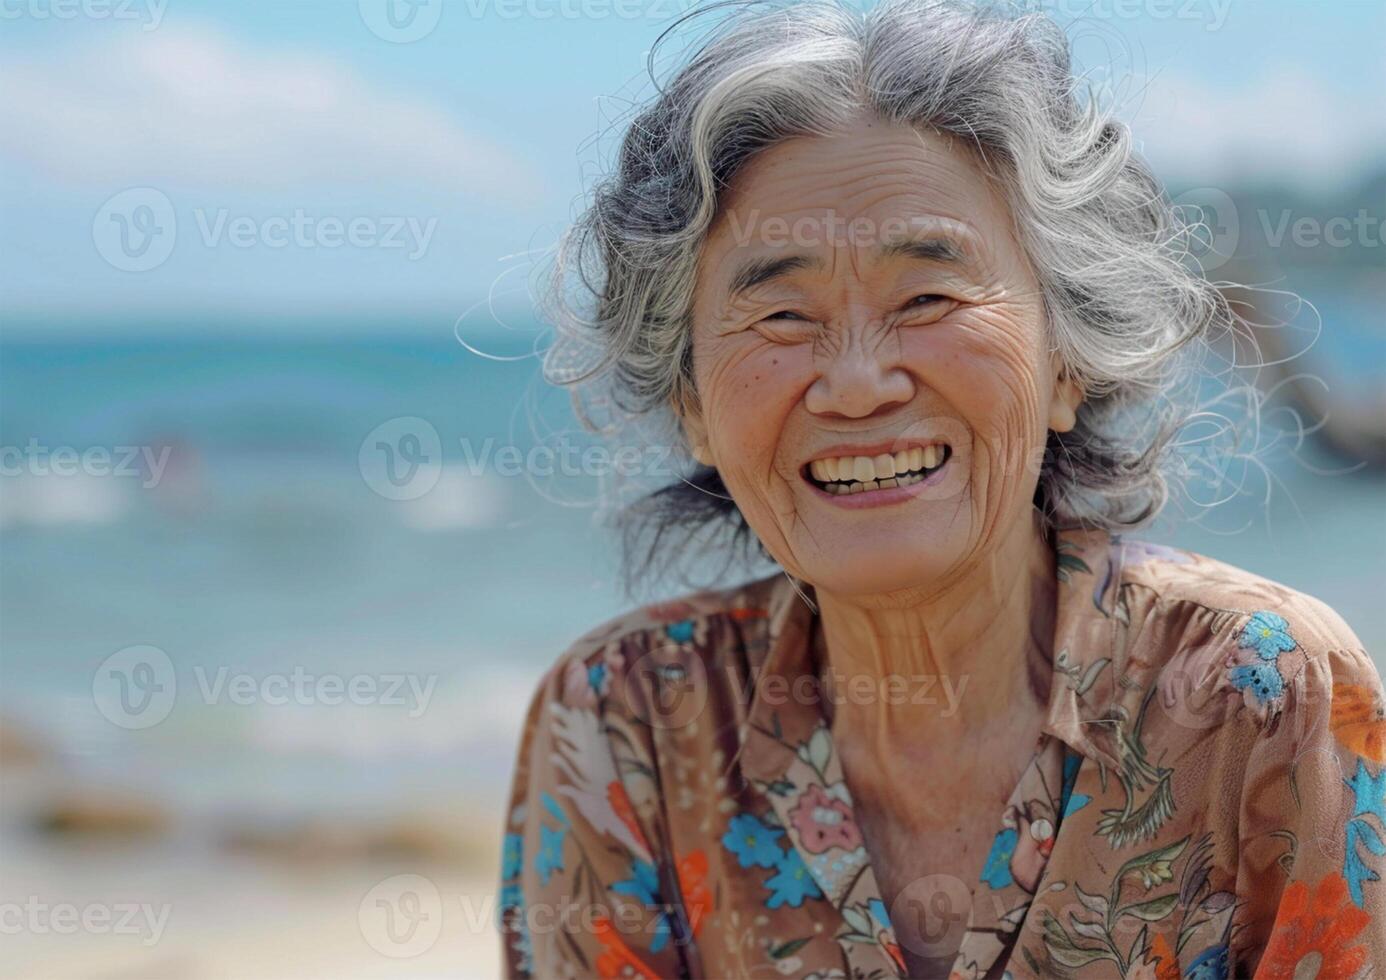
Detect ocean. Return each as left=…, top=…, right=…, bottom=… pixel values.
left=1, top=314, right=1383, bottom=824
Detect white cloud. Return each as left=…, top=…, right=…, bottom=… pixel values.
left=1125, top=68, right=1386, bottom=189
left=0, top=28, right=529, bottom=197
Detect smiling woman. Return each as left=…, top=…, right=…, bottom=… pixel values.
left=500, top=1, right=1386, bottom=976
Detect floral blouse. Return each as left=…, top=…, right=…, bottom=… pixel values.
left=499, top=528, right=1386, bottom=977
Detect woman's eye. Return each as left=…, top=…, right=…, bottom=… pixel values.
left=763, top=310, right=808, bottom=321
left=907, top=294, right=948, bottom=308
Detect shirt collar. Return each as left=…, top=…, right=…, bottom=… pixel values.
left=740, top=526, right=1127, bottom=783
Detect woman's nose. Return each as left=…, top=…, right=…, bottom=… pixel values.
left=803, top=332, right=916, bottom=419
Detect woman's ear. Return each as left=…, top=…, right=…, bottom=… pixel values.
left=674, top=387, right=716, bottom=466
left=1047, top=355, right=1084, bottom=434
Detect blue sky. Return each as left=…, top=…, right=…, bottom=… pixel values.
left=1, top=0, right=1382, bottom=328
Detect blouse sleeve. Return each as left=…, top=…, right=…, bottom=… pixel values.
left=1233, top=609, right=1386, bottom=976
left=499, top=637, right=690, bottom=979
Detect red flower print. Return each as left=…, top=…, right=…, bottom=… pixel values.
left=1149, top=933, right=1181, bottom=980
left=593, top=916, right=659, bottom=980
left=676, top=850, right=711, bottom=936
left=1009, top=808, right=1055, bottom=894
left=1258, top=872, right=1369, bottom=979
left=789, top=784, right=862, bottom=854
left=1331, top=682, right=1386, bottom=763
left=728, top=606, right=768, bottom=622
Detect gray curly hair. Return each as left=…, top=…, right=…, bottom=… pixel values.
left=543, top=0, right=1239, bottom=583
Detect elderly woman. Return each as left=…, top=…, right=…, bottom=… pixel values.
left=499, top=1, right=1384, bottom=976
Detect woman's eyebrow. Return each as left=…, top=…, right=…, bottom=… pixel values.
left=725, top=253, right=823, bottom=299
left=876, top=233, right=967, bottom=265
left=723, top=229, right=980, bottom=300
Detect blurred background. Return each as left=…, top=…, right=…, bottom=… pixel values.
left=0, top=0, right=1382, bottom=976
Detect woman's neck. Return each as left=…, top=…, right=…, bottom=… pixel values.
left=814, top=512, right=1056, bottom=744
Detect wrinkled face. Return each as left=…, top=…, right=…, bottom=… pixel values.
left=683, top=115, right=1081, bottom=598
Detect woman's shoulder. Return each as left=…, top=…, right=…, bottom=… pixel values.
left=525, top=573, right=787, bottom=718
left=1098, top=533, right=1377, bottom=726
left=1057, top=529, right=1378, bottom=732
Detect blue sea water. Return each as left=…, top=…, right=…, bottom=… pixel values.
left=1, top=313, right=1382, bottom=816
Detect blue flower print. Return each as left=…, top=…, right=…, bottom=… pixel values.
left=868, top=897, right=892, bottom=933
left=1238, top=611, right=1296, bottom=661
left=764, top=849, right=823, bottom=909
left=980, top=827, right=1018, bottom=889
left=499, top=881, right=523, bottom=912
left=540, top=792, right=569, bottom=826
left=1058, top=751, right=1091, bottom=819
left=1184, top=943, right=1230, bottom=980
left=1063, top=791, right=1092, bottom=818
left=1230, top=661, right=1285, bottom=705
left=612, top=858, right=661, bottom=904
left=722, top=812, right=785, bottom=869
left=1344, top=759, right=1386, bottom=906
left=665, top=619, right=697, bottom=644
left=613, top=859, right=674, bottom=951
left=587, top=662, right=607, bottom=695
left=502, top=832, right=523, bottom=880
left=535, top=821, right=567, bottom=885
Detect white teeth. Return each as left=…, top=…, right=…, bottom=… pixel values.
left=808, top=445, right=947, bottom=494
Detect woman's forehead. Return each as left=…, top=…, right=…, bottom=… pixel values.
left=703, top=121, right=1013, bottom=267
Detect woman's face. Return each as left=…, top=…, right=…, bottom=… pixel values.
left=684, top=114, right=1081, bottom=598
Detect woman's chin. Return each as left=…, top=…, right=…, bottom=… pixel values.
left=799, top=542, right=964, bottom=600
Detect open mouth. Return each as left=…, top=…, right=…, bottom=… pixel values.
left=803, top=444, right=952, bottom=496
